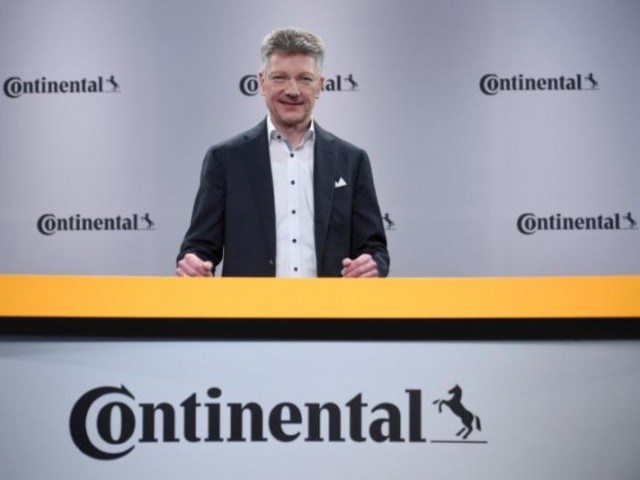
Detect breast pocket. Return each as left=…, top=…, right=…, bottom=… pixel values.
left=330, top=179, right=353, bottom=232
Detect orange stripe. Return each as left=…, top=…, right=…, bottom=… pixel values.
left=0, top=275, right=639, bottom=319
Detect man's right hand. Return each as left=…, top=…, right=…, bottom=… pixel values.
left=176, top=253, right=214, bottom=277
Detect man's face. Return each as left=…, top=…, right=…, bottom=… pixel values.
left=259, top=52, right=323, bottom=131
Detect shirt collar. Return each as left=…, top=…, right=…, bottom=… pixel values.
left=267, top=115, right=316, bottom=146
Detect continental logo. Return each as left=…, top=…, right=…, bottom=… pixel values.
left=3, top=75, right=120, bottom=98
left=480, top=73, right=599, bottom=95
left=517, top=212, right=637, bottom=235
left=70, top=384, right=486, bottom=460
left=37, top=213, right=155, bottom=235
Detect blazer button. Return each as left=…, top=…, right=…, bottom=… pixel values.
left=268, top=259, right=275, bottom=267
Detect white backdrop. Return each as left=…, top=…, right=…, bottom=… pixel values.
left=1, top=0, right=639, bottom=276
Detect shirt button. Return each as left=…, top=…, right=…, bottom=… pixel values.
left=292, top=238, right=297, bottom=243
left=290, top=180, right=295, bottom=185
left=292, top=209, right=296, bottom=214
left=290, top=153, right=294, bottom=158
left=294, top=267, right=298, bottom=272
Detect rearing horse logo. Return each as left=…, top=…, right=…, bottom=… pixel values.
left=383, top=213, right=395, bottom=230
left=624, top=212, right=637, bottom=230
left=433, top=385, right=481, bottom=440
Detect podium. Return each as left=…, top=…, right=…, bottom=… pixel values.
left=1, top=275, right=639, bottom=479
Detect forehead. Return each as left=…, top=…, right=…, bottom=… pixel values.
left=264, top=52, right=318, bottom=73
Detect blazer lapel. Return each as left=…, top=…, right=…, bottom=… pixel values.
left=313, top=124, right=338, bottom=267
left=242, top=121, right=276, bottom=260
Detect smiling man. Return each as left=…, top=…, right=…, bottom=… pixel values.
left=176, top=27, right=389, bottom=277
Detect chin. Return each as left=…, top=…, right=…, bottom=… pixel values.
left=279, top=117, right=307, bottom=128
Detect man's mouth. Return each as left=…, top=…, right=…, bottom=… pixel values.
left=279, top=98, right=303, bottom=106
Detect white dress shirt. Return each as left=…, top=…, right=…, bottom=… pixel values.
left=267, top=116, right=317, bottom=277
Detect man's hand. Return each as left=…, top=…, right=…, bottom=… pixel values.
left=176, top=253, right=214, bottom=277
left=341, top=253, right=379, bottom=278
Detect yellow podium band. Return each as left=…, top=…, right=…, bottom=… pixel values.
left=0, top=275, right=639, bottom=319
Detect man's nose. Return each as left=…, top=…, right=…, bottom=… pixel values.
left=284, top=78, right=300, bottom=95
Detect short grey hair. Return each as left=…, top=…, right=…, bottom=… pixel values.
left=260, top=27, right=325, bottom=73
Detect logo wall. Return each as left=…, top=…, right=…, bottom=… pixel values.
left=70, top=383, right=487, bottom=460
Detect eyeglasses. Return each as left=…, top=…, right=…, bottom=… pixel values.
left=267, top=73, right=317, bottom=88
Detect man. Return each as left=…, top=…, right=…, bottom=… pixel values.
left=176, top=27, right=389, bottom=277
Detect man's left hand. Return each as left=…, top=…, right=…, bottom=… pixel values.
left=341, top=254, right=379, bottom=278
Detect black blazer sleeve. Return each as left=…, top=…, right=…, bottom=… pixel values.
left=350, top=150, right=390, bottom=276
left=177, top=145, right=227, bottom=268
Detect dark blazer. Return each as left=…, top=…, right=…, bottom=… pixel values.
left=178, top=119, right=389, bottom=277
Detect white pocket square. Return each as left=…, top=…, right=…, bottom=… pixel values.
left=334, top=177, right=347, bottom=188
